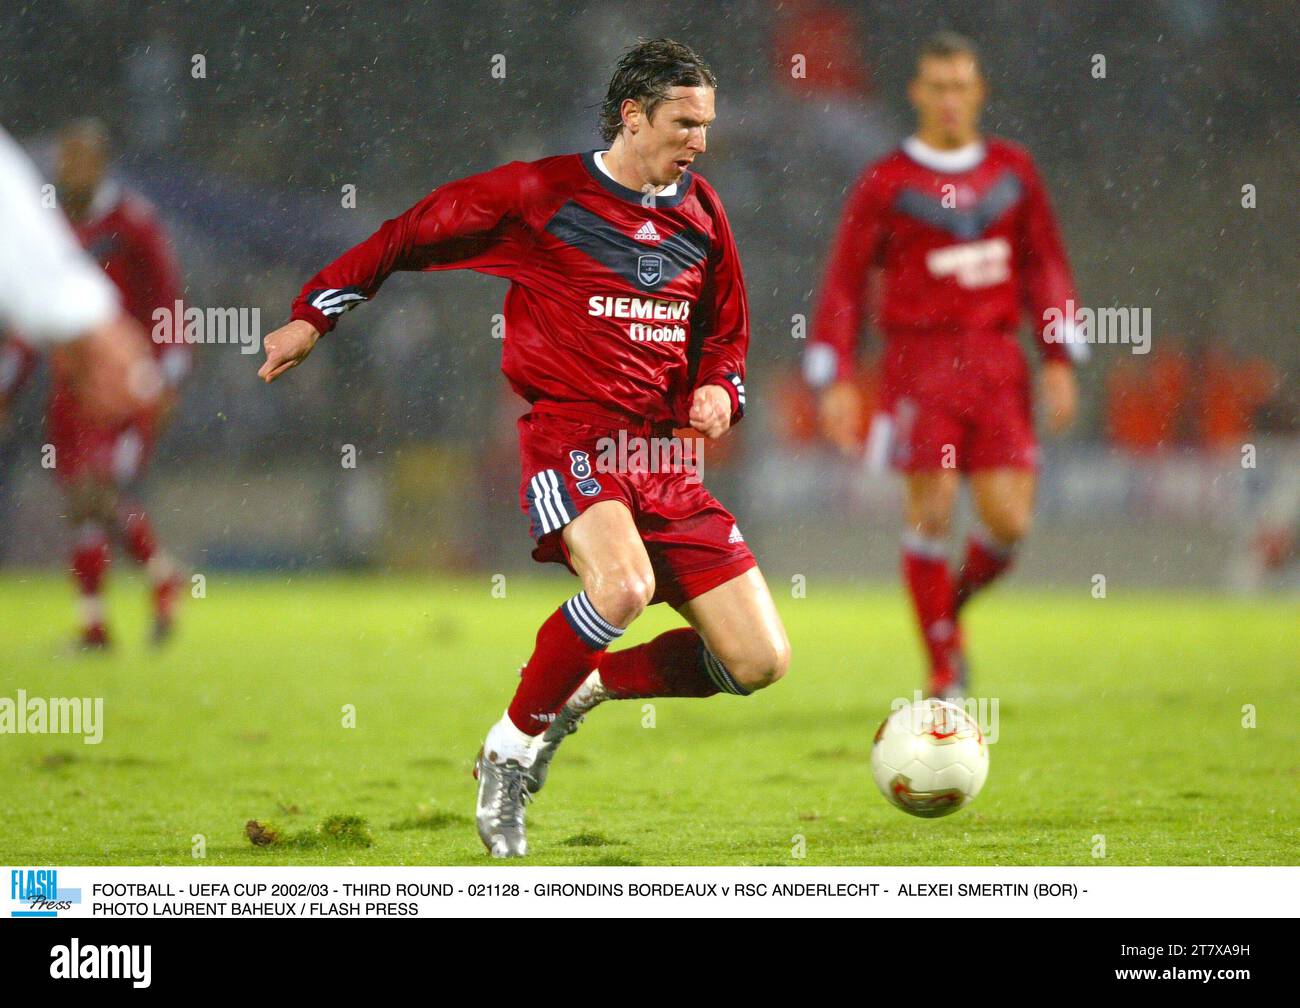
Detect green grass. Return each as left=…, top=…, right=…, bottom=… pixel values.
left=0, top=573, right=1295, bottom=866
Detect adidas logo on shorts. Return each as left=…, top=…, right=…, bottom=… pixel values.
left=728, top=523, right=745, bottom=544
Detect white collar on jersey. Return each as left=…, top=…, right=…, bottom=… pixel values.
left=594, top=149, right=678, bottom=197
left=902, top=135, right=986, bottom=173
left=82, top=179, right=122, bottom=222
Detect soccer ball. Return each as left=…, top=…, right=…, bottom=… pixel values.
left=871, top=699, right=988, bottom=818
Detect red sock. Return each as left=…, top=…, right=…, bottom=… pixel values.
left=597, top=628, right=723, bottom=699
left=71, top=524, right=110, bottom=631
left=955, top=534, right=1015, bottom=608
left=117, top=502, right=157, bottom=566
left=902, top=536, right=961, bottom=679
left=506, top=593, right=623, bottom=736
left=116, top=502, right=182, bottom=619
left=154, top=574, right=180, bottom=622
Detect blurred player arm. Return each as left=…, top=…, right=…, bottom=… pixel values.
left=0, top=334, right=39, bottom=398
left=0, top=334, right=38, bottom=431
left=260, top=162, right=529, bottom=383
left=689, top=188, right=749, bottom=437
left=807, top=169, right=886, bottom=453
left=0, top=126, right=158, bottom=425
left=1018, top=156, right=1081, bottom=433
left=129, top=206, right=187, bottom=425
left=133, top=207, right=187, bottom=388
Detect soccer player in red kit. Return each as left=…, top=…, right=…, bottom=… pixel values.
left=259, top=40, right=790, bottom=857
left=48, top=121, right=188, bottom=647
left=805, top=34, right=1081, bottom=699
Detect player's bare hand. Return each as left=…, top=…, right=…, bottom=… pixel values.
left=258, top=319, right=320, bottom=383
left=1040, top=361, right=1077, bottom=435
left=52, top=314, right=161, bottom=427
left=819, top=379, right=864, bottom=456
left=690, top=384, right=732, bottom=439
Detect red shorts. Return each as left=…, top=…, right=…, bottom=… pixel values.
left=517, top=401, right=756, bottom=608
left=46, top=389, right=156, bottom=487
left=879, top=330, right=1038, bottom=473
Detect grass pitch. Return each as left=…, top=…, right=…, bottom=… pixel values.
left=0, top=573, right=1294, bottom=866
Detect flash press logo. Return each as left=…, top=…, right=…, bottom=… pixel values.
left=10, top=869, right=81, bottom=917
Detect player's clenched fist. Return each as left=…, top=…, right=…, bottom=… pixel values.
left=258, top=319, right=321, bottom=383
left=818, top=379, right=864, bottom=457
left=53, top=315, right=161, bottom=426
left=1039, top=360, right=1077, bottom=435
left=689, top=384, right=732, bottom=439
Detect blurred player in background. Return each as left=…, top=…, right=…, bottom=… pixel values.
left=0, top=125, right=157, bottom=424
left=260, top=39, right=790, bottom=857
left=805, top=33, right=1082, bottom=699
left=1, top=120, right=186, bottom=648
left=0, top=338, right=40, bottom=554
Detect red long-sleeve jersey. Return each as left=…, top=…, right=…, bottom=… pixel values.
left=291, top=152, right=749, bottom=426
left=807, top=136, right=1078, bottom=385
left=6, top=186, right=186, bottom=428
left=70, top=185, right=188, bottom=386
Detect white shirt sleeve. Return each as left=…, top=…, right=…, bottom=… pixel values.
left=0, top=126, right=119, bottom=347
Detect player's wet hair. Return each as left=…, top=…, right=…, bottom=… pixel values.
left=917, top=31, right=981, bottom=70
left=600, top=38, right=717, bottom=143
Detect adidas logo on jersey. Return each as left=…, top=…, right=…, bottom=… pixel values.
left=633, top=220, right=661, bottom=243
left=728, top=523, right=745, bottom=544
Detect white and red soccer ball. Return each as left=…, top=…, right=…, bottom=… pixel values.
left=871, top=699, right=989, bottom=818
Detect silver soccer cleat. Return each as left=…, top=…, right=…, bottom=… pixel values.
left=474, top=747, right=532, bottom=858
left=932, top=652, right=971, bottom=704
left=946, top=652, right=971, bottom=703
left=525, top=670, right=609, bottom=794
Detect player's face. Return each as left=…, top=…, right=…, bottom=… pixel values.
left=636, top=85, right=714, bottom=187
left=909, top=55, right=986, bottom=146
left=56, top=134, right=108, bottom=220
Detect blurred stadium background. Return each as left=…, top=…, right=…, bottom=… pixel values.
left=1, top=0, right=1295, bottom=592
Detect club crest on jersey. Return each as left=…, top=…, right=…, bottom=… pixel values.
left=637, top=254, right=663, bottom=286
